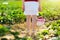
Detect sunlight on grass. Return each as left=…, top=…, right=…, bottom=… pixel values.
left=8, top=1, right=22, bottom=7
left=48, top=0, right=60, bottom=2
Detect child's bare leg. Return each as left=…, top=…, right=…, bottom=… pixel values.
left=32, top=15, right=37, bottom=34
left=26, top=15, right=31, bottom=35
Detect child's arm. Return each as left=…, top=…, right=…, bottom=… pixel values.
left=38, top=0, right=42, bottom=11
left=22, top=0, right=24, bottom=10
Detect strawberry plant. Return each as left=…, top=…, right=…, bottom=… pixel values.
left=0, top=1, right=26, bottom=24
left=0, top=25, right=10, bottom=36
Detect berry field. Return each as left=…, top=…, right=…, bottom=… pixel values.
left=0, top=0, right=60, bottom=40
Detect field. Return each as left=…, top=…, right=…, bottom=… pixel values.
left=0, top=0, right=60, bottom=40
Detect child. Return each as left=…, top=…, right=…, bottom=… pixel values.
left=22, top=0, right=42, bottom=35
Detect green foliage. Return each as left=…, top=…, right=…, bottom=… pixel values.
left=57, top=37, right=60, bottom=40
left=55, top=31, right=60, bottom=37
left=51, top=20, right=60, bottom=30
left=39, top=0, right=60, bottom=21
left=0, top=25, right=10, bottom=36
left=41, top=30, right=49, bottom=36
left=27, top=36, right=33, bottom=40
left=10, top=31, right=27, bottom=40
left=10, top=31, right=19, bottom=36
left=45, top=22, right=51, bottom=27
left=1, top=38, right=8, bottom=40
left=0, top=1, right=26, bottom=24
left=46, top=20, right=60, bottom=36
left=36, top=32, right=45, bottom=40
left=0, top=0, right=60, bottom=24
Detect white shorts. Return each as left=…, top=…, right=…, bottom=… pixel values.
left=24, top=1, right=39, bottom=15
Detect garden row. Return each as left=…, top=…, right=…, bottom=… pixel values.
left=0, top=1, right=60, bottom=24
left=0, top=20, right=60, bottom=40
left=0, top=1, right=26, bottom=24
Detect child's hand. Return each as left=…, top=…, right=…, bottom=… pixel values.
left=22, top=0, right=25, bottom=11
left=39, top=6, right=42, bottom=11
left=22, top=5, right=25, bottom=11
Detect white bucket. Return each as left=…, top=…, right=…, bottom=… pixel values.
left=37, top=17, right=45, bottom=26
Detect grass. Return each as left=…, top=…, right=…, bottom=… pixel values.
left=8, top=1, right=22, bottom=7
